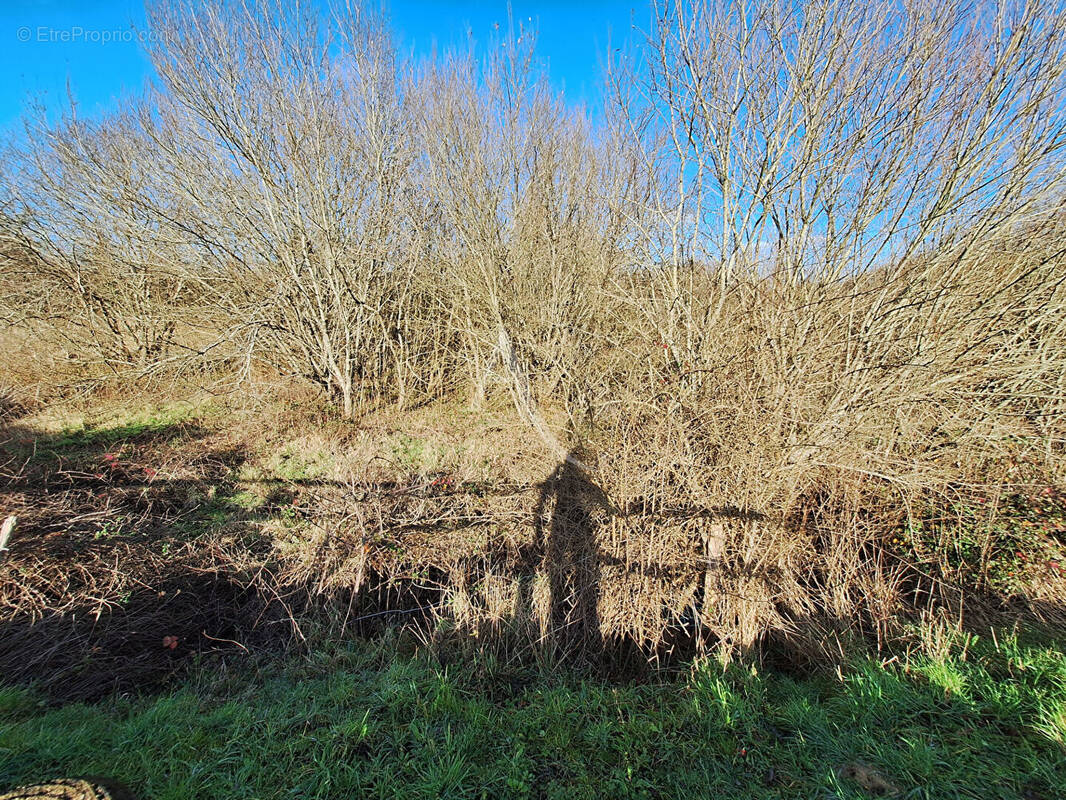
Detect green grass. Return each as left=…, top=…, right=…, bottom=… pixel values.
left=52, top=406, right=197, bottom=448
left=13, top=404, right=201, bottom=463
left=2, top=632, right=1065, bottom=799
left=267, top=445, right=334, bottom=482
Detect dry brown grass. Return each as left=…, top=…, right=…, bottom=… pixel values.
left=0, top=369, right=1064, bottom=699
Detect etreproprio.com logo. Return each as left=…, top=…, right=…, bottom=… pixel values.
left=17, top=26, right=166, bottom=44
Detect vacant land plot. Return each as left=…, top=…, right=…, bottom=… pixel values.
left=2, top=0, right=1066, bottom=796
left=1, top=395, right=1064, bottom=798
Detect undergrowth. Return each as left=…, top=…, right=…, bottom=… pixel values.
left=2, top=398, right=1065, bottom=797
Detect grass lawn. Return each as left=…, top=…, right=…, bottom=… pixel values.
left=2, top=630, right=1065, bottom=800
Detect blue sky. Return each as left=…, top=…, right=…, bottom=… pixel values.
left=0, top=1, right=644, bottom=135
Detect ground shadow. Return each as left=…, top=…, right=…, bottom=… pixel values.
left=527, top=456, right=789, bottom=674
left=0, top=416, right=295, bottom=701
left=534, top=451, right=609, bottom=659
left=4, top=413, right=1065, bottom=701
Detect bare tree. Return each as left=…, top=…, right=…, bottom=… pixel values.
left=144, top=0, right=418, bottom=415
left=414, top=23, right=635, bottom=446
left=599, top=0, right=1066, bottom=646
left=4, top=102, right=194, bottom=376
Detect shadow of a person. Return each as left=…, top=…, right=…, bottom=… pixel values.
left=534, top=450, right=613, bottom=660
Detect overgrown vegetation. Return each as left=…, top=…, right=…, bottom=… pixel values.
left=1, top=0, right=1066, bottom=748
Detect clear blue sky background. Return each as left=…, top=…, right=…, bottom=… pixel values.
left=0, top=1, right=645, bottom=136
